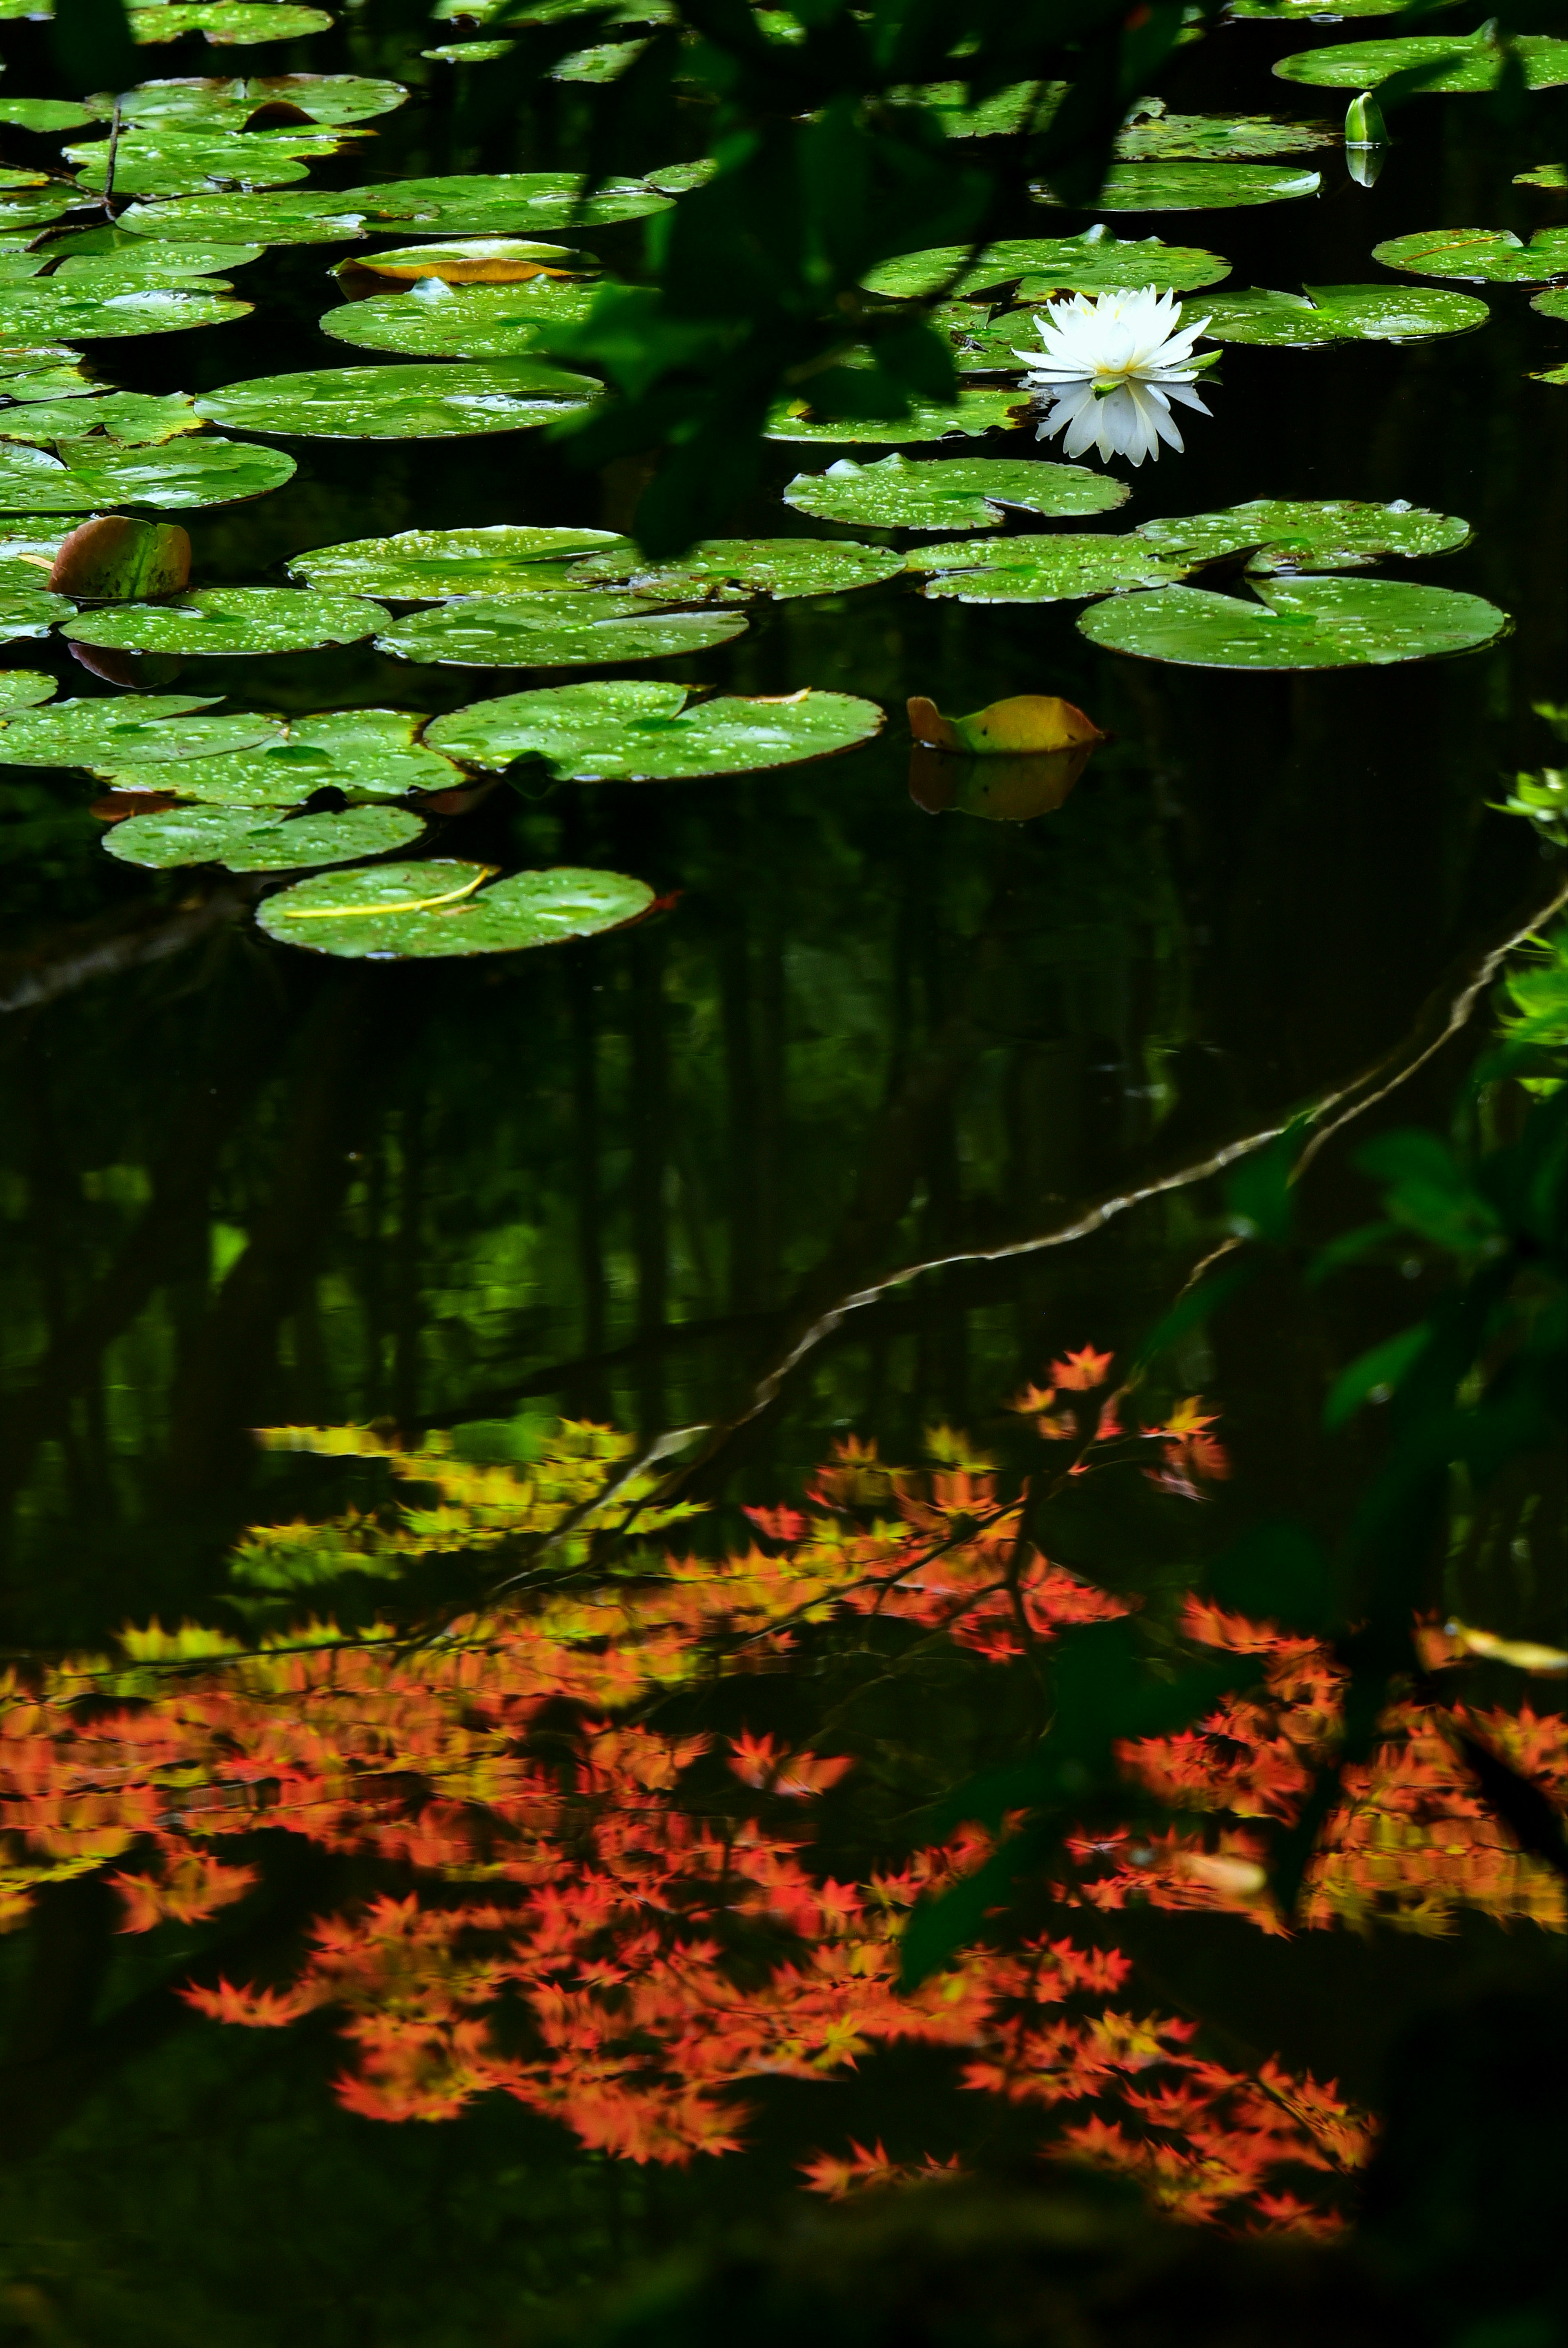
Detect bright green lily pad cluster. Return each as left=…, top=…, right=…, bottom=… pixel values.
left=781, top=453, right=1129, bottom=530
left=864, top=231, right=1231, bottom=300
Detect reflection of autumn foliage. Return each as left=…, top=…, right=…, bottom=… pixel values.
left=0, top=1383, right=1554, bottom=2230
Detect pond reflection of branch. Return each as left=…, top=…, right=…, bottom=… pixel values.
left=0, top=883, right=251, bottom=1016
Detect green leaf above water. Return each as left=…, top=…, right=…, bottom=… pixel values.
left=105, top=800, right=425, bottom=869
left=0, top=285, right=252, bottom=338
left=0, top=694, right=280, bottom=766
left=128, top=4, right=335, bottom=43
left=426, top=681, right=884, bottom=782
left=764, top=388, right=1025, bottom=444
left=258, top=860, right=655, bottom=959
left=910, top=534, right=1180, bottom=603
left=0, top=585, right=74, bottom=636
left=0, top=669, right=56, bottom=709
left=287, top=525, right=631, bottom=597
left=864, top=232, right=1231, bottom=300
left=117, top=191, right=389, bottom=244
left=319, top=276, right=606, bottom=360
left=374, top=595, right=748, bottom=667
left=781, top=452, right=1129, bottom=530
left=0, top=346, right=97, bottom=401
left=1274, top=32, right=1568, bottom=90
left=0, top=435, right=297, bottom=510
left=0, top=98, right=97, bottom=130
left=1132, top=499, right=1471, bottom=574
left=1113, top=113, right=1337, bottom=160
left=897, top=80, right=1067, bottom=138
left=1076, top=577, right=1509, bottom=668
left=1533, top=289, right=1568, bottom=324
left=1372, top=227, right=1568, bottom=286
left=1033, top=162, right=1321, bottom=211
left=0, top=390, right=207, bottom=446
left=560, top=537, right=906, bottom=600
left=1197, top=283, right=1490, bottom=345
left=64, top=127, right=353, bottom=197
left=100, top=74, right=409, bottom=128
left=0, top=195, right=84, bottom=234
left=194, top=360, right=601, bottom=437
left=1516, top=163, right=1566, bottom=192
left=332, top=173, right=670, bottom=235
left=1229, top=0, right=1464, bottom=13
left=96, top=708, right=463, bottom=802
left=63, top=586, right=389, bottom=655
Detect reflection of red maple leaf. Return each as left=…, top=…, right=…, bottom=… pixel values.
left=1050, top=1346, right=1115, bottom=1391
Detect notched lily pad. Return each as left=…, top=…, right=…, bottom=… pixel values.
left=0, top=285, right=252, bottom=338
left=98, top=708, right=463, bottom=802
left=1032, top=162, right=1320, bottom=211
left=48, top=515, right=191, bottom=596
left=118, top=191, right=384, bottom=245
left=782, top=452, right=1129, bottom=530
left=258, top=859, right=655, bottom=959
left=911, top=534, right=1180, bottom=602
left=1198, top=283, right=1490, bottom=345
left=0, top=585, right=73, bottom=636
left=319, top=275, right=605, bottom=359
left=0, top=99, right=98, bottom=131
left=63, top=587, right=389, bottom=656
left=375, top=595, right=748, bottom=666
left=0, top=391, right=209, bottom=448
left=1132, top=498, right=1471, bottom=574
left=0, top=437, right=298, bottom=511
left=0, top=694, right=280, bottom=766
left=100, top=75, right=409, bottom=129
left=105, top=801, right=425, bottom=869
left=764, top=388, right=1025, bottom=443
left=128, top=4, right=336, bottom=45
left=0, top=669, right=57, bottom=709
left=560, top=538, right=905, bottom=600
left=195, top=360, right=600, bottom=437
left=1274, top=32, right=1568, bottom=90
left=427, top=680, right=884, bottom=782
left=1372, top=227, right=1568, bottom=286
left=864, top=231, right=1230, bottom=300
left=1077, top=577, right=1509, bottom=668
left=287, top=525, right=632, bottom=597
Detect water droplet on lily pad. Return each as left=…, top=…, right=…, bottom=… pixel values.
left=287, top=526, right=632, bottom=597
left=0, top=390, right=209, bottom=449
left=1077, top=576, right=1509, bottom=668
left=0, top=668, right=56, bottom=709
left=95, top=708, right=463, bottom=802
left=99, top=74, right=408, bottom=129
left=128, top=4, right=336, bottom=46
left=0, top=285, right=252, bottom=339
left=1372, top=227, right=1568, bottom=286
left=2, top=437, right=297, bottom=512
left=374, top=595, right=748, bottom=666
left=117, top=191, right=384, bottom=245
left=1032, top=162, right=1320, bottom=212
left=1114, top=113, right=1337, bottom=160
left=1274, top=31, right=1568, bottom=91
left=0, top=694, right=281, bottom=766
left=105, top=800, right=425, bottom=869
left=911, top=535, right=1181, bottom=602
left=764, top=388, right=1025, bottom=444
left=0, top=585, right=73, bottom=637
left=258, top=859, right=655, bottom=958
left=864, top=232, right=1230, bottom=300
left=64, top=588, right=389, bottom=657
left=194, top=360, right=600, bottom=437
left=330, top=173, right=670, bottom=235
left=426, top=680, right=884, bottom=782
left=319, top=276, right=607, bottom=359
left=560, top=538, right=905, bottom=599
left=781, top=453, right=1129, bottom=531
left=1132, top=499, right=1471, bottom=573
left=1198, top=284, right=1489, bottom=345
left=0, top=99, right=98, bottom=131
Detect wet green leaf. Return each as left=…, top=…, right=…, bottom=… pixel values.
left=96, top=708, right=463, bottom=801
left=0, top=668, right=56, bottom=708
left=898, top=80, right=1067, bottom=138
left=65, top=129, right=352, bottom=197
left=117, top=190, right=388, bottom=243
left=1533, top=289, right=1568, bottom=324
left=1516, top=163, right=1566, bottom=192
left=560, top=537, right=906, bottom=600
left=1231, top=0, right=1463, bottom=14
left=1372, top=227, right=1568, bottom=286
left=105, top=800, right=425, bottom=869
left=128, top=2, right=333, bottom=40
left=0, top=283, right=251, bottom=337
left=374, top=594, right=748, bottom=666
left=0, top=584, right=74, bottom=635
left=0, top=98, right=96, bottom=129
left=287, top=524, right=631, bottom=597
left=1197, top=283, right=1489, bottom=345
left=194, top=359, right=600, bottom=437
left=340, top=239, right=585, bottom=284
left=0, top=195, right=83, bottom=233
left=63, top=586, right=389, bottom=655
left=1033, top=162, right=1320, bottom=211
left=423, top=36, right=513, bottom=59
left=0, top=390, right=206, bottom=445
left=1274, top=32, right=1568, bottom=91
left=0, top=345, right=97, bottom=400
left=258, top=859, right=655, bottom=959
left=1532, top=361, right=1568, bottom=387
left=102, top=73, right=408, bottom=127
left=764, top=387, right=1025, bottom=443
left=911, top=533, right=1180, bottom=603
left=1077, top=576, right=1509, bottom=668
left=0, top=693, right=278, bottom=764
left=0, top=435, right=296, bottom=509
left=864, top=232, right=1231, bottom=300
left=781, top=452, right=1129, bottom=530
left=41, top=249, right=259, bottom=293
left=1114, top=111, right=1336, bottom=160
left=427, top=680, right=884, bottom=782
left=319, top=276, right=606, bottom=360
left=1132, top=498, right=1471, bottom=574
left=551, top=40, right=644, bottom=80
left=331, top=174, right=669, bottom=235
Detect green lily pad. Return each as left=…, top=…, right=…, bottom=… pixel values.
left=560, top=537, right=906, bottom=600
left=0, top=669, right=56, bottom=709
left=1198, top=283, right=1490, bottom=345
left=194, top=359, right=600, bottom=437
left=0, top=99, right=96, bottom=131
left=1516, top=163, right=1566, bottom=192
left=105, top=801, right=425, bottom=870
left=1076, top=576, right=1509, bottom=668
left=0, top=436, right=296, bottom=511
left=258, top=860, right=655, bottom=959
left=1033, top=162, right=1320, bottom=211
left=0, top=523, right=82, bottom=593
left=0, top=585, right=73, bottom=635
left=1371, top=227, right=1568, bottom=286
left=424, top=37, right=514, bottom=58
left=1274, top=33, right=1568, bottom=91
left=551, top=40, right=645, bottom=80
left=287, top=525, right=631, bottom=597
left=0, top=346, right=97, bottom=401
left=1132, top=498, right=1470, bottom=574
left=97, top=708, right=463, bottom=802
left=332, top=174, right=669, bottom=234
left=900, top=80, right=1067, bottom=137
left=374, top=595, right=748, bottom=666
left=781, top=452, right=1129, bottom=530
left=1532, top=362, right=1568, bottom=386
left=65, top=131, right=349, bottom=198
left=0, top=390, right=207, bottom=447
left=102, top=74, right=409, bottom=128
left=911, top=534, right=1180, bottom=602
left=1231, top=0, right=1463, bottom=14
left=426, top=681, right=884, bottom=782
left=1533, top=289, right=1568, bottom=324
left=318, top=275, right=605, bottom=359
left=0, top=285, right=251, bottom=339
left=128, top=3, right=334, bottom=42
left=0, top=196, right=84, bottom=234
left=42, top=251, right=260, bottom=295
left=864, top=232, right=1231, bottom=300
left=1113, top=111, right=1336, bottom=160
left=764, top=387, right=1025, bottom=443
left=0, top=695, right=281, bottom=766
left=117, top=191, right=386, bottom=244
left=63, top=587, right=388, bottom=656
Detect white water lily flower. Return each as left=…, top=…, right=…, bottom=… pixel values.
left=1013, top=286, right=1216, bottom=467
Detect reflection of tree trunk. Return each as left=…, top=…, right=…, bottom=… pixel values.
left=363, top=1132, right=387, bottom=1417
left=720, top=920, right=759, bottom=1314
left=566, top=953, right=609, bottom=1419
left=755, top=904, right=785, bottom=1302
left=629, top=930, right=669, bottom=1435
left=393, top=1093, right=424, bottom=1433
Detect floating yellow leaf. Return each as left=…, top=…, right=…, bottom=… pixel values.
left=906, top=691, right=1106, bottom=755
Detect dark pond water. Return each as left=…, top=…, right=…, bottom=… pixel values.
left=0, top=4, right=1565, bottom=2341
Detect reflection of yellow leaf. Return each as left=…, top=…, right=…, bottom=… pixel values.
left=907, top=692, right=1105, bottom=755
left=1448, top=1620, right=1568, bottom=1675
left=908, top=744, right=1087, bottom=822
